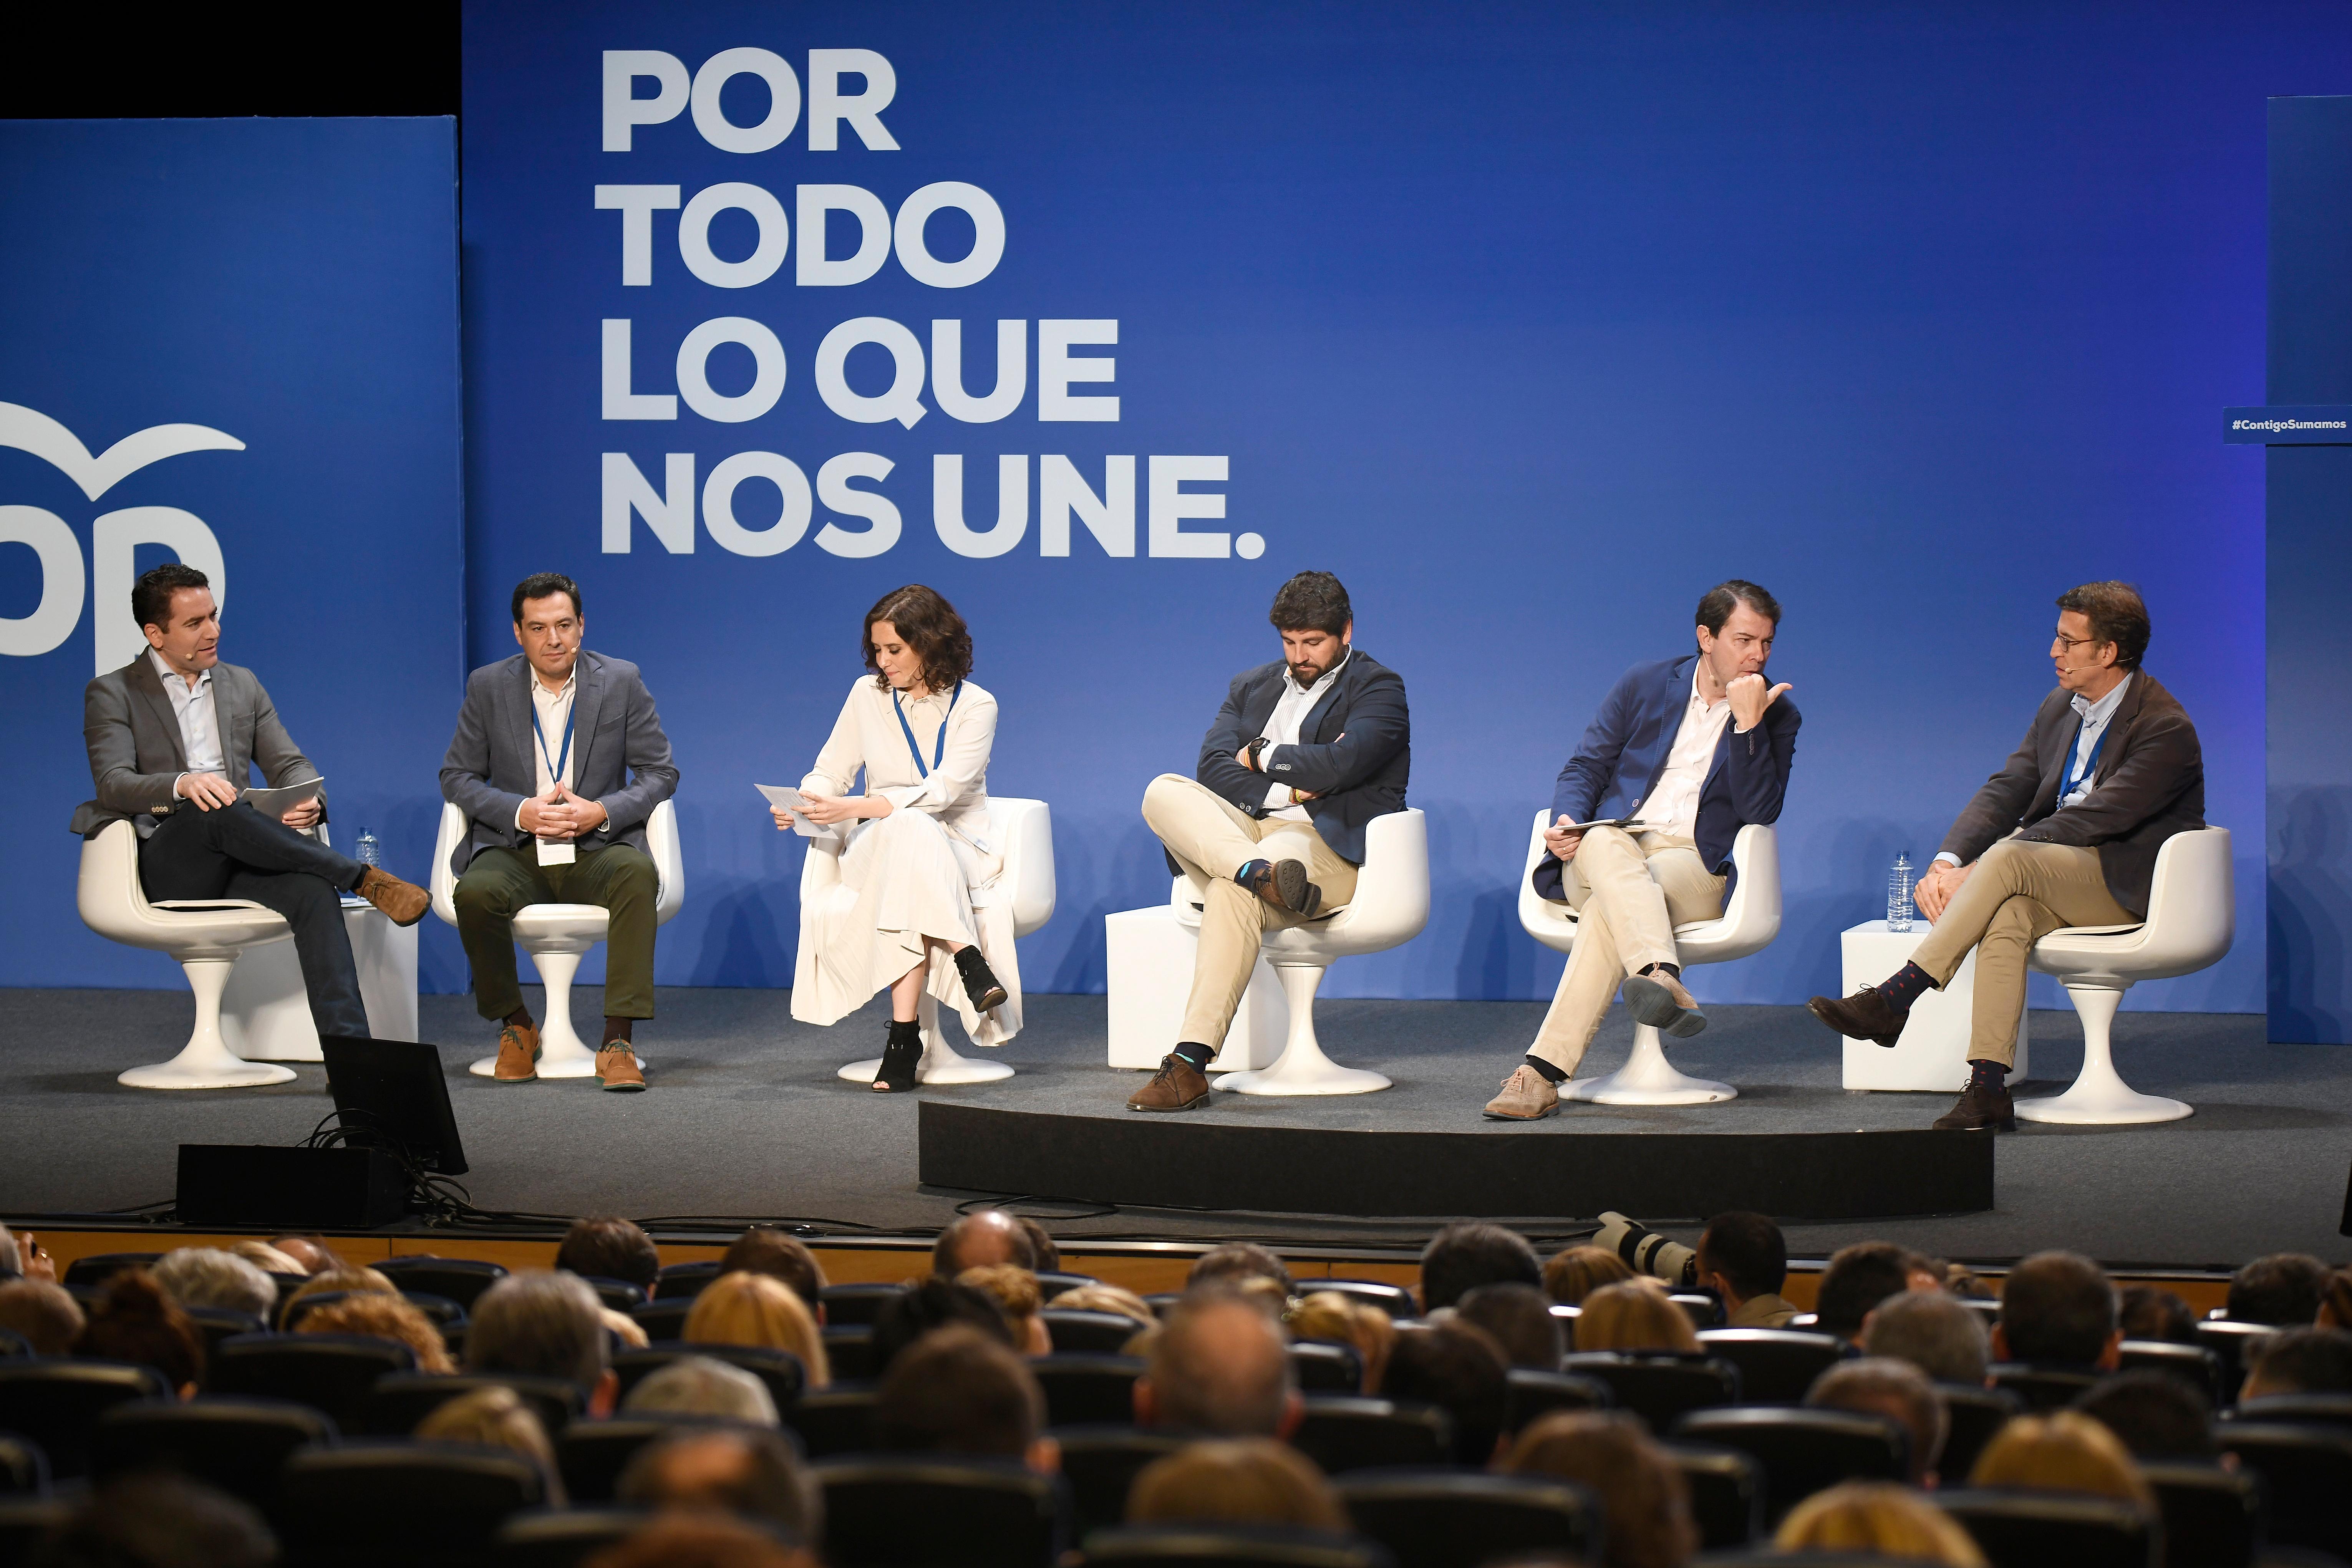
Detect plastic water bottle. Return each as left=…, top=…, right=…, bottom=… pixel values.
left=356, top=829, right=381, bottom=870
left=1887, top=852, right=1915, bottom=932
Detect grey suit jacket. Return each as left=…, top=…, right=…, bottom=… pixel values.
left=439, top=651, right=679, bottom=877
left=71, top=657, right=322, bottom=838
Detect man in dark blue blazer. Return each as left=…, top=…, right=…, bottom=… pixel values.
left=1126, top=572, right=1411, bottom=1112
left=1487, top=581, right=1799, bottom=1120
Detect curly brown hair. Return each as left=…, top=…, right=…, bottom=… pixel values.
left=864, top=585, right=973, bottom=694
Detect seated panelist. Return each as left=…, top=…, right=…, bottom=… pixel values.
left=441, top=572, right=678, bottom=1092
left=1487, top=580, right=1799, bottom=1121
left=1125, top=570, right=1411, bottom=1114
left=72, top=564, right=431, bottom=1044
left=776, top=585, right=1016, bottom=1093
left=1808, top=582, right=2203, bottom=1132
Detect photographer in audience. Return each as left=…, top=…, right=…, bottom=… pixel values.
left=2240, top=1326, right=2352, bottom=1401
left=151, top=1247, right=276, bottom=1320
left=1807, top=1358, right=1947, bottom=1485
left=1137, top=1290, right=1301, bottom=1438
left=468, top=1269, right=620, bottom=1416
left=1501, top=1411, right=1698, bottom=1568
left=1128, top=1440, right=1349, bottom=1532
left=1863, top=1290, right=1991, bottom=1387
left=557, top=1215, right=662, bottom=1296
left=2226, top=1252, right=2330, bottom=1326
left=1994, top=1251, right=2123, bottom=1372
left=1694, top=1212, right=1800, bottom=1328
left=1421, top=1222, right=1542, bottom=1312
left=876, top=1322, right=1059, bottom=1472
left=625, top=1356, right=782, bottom=1426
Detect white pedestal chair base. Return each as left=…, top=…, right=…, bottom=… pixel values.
left=119, top=954, right=298, bottom=1090
left=1212, top=964, right=1392, bottom=1097
left=468, top=918, right=611, bottom=1079
left=2014, top=983, right=2192, bottom=1125
left=837, top=994, right=1014, bottom=1086
left=1561, top=1022, right=1735, bottom=1106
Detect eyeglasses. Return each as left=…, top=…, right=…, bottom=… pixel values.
left=2050, top=631, right=2106, bottom=653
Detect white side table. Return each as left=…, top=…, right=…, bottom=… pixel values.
left=218, top=899, right=419, bottom=1060
left=1838, top=919, right=2029, bottom=1090
left=1104, top=905, right=1287, bottom=1072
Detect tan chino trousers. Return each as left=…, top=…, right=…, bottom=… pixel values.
left=1528, top=825, right=1725, bottom=1077
left=1141, top=773, right=1360, bottom=1050
left=1908, top=837, right=2135, bottom=1067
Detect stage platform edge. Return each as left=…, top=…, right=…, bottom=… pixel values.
left=918, top=1101, right=1994, bottom=1221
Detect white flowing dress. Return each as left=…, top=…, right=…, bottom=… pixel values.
left=789, top=677, right=1023, bottom=1045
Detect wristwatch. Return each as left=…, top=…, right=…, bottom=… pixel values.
left=1244, top=736, right=1272, bottom=771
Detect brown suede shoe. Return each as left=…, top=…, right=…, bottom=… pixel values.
left=494, top=1021, right=540, bottom=1082
left=1127, top=1054, right=1210, bottom=1112
left=597, top=1045, right=646, bottom=1092
left=1240, top=858, right=1323, bottom=918
left=1483, top=1063, right=1560, bottom=1120
left=1933, top=1075, right=2015, bottom=1131
left=356, top=866, right=430, bottom=928
left=1807, top=987, right=1909, bottom=1048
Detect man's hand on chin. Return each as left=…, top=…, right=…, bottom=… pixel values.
left=1727, top=672, right=1794, bottom=731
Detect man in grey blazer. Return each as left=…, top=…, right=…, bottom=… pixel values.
left=441, top=572, right=678, bottom=1091
left=73, top=564, right=431, bottom=1044
left=1808, top=582, right=2205, bottom=1131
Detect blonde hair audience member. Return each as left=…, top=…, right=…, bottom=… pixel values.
left=959, top=1264, right=1051, bottom=1355
left=229, top=1239, right=308, bottom=1276
left=416, top=1385, right=565, bottom=1504
left=1500, top=1412, right=1696, bottom=1568
left=684, top=1271, right=831, bottom=1386
left=1573, top=1280, right=1699, bottom=1354
left=1129, top=1439, right=1348, bottom=1532
left=1775, top=1482, right=1987, bottom=1565
left=1544, top=1245, right=1636, bottom=1306
left=1970, top=1411, right=2153, bottom=1510
left=1048, top=1282, right=1156, bottom=1328
left=298, top=1291, right=455, bottom=1373
left=1289, top=1290, right=1396, bottom=1393
left=279, top=1265, right=397, bottom=1329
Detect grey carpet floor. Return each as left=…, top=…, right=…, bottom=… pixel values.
left=2, top=986, right=2346, bottom=1269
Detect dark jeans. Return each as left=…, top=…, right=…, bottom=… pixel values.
left=453, top=843, right=659, bottom=1021
left=138, top=802, right=371, bottom=1041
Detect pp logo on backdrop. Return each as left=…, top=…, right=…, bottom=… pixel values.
left=0, top=401, right=238, bottom=675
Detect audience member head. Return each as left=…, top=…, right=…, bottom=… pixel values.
left=267, top=1234, right=341, bottom=1275
left=720, top=1228, right=826, bottom=1309
left=1807, top=1357, right=1946, bottom=1484
left=870, top=1276, right=1014, bottom=1375
left=2075, top=1370, right=2213, bottom=1460
left=227, top=1240, right=306, bottom=1277
left=27, top=1473, right=277, bottom=1568
left=1773, top=1482, right=1986, bottom=1566
left=683, top=1272, right=831, bottom=1386
left=958, top=1264, right=1050, bottom=1356
left=1971, top=1410, right=2151, bottom=1508
left=149, top=1248, right=276, bottom=1319
left=416, top=1384, right=565, bottom=1503
left=1452, top=1282, right=1563, bottom=1369
left=1140, top=1291, right=1299, bottom=1437
left=299, top=1291, right=455, bottom=1372
left=1863, top=1289, right=1991, bottom=1387
left=77, top=1268, right=203, bottom=1396
left=0, top=1278, right=84, bottom=1356
left=2228, top=1253, right=2331, bottom=1327
left=1288, top=1290, right=1395, bottom=1393
left=1421, top=1222, right=1541, bottom=1312
left=1501, top=1411, right=1698, bottom=1568
left=468, top=1269, right=617, bottom=1412
left=1187, top=1243, right=1294, bottom=1297
left=1996, top=1251, right=2121, bottom=1369
left=932, top=1210, right=1034, bottom=1277
left=1695, top=1212, right=1787, bottom=1311
left=877, top=1323, right=1055, bottom=1470
left=1016, top=1218, right=1061, bottom=1273
left=1128, top=1439, right=1348, bottom=1532
left=2241, top=1326, right=2352, bottom=1401
left=1049, top=1282, right=1155, bottom=1328
left=1382, top=1320, right=1510, bottom=1464
left=280, top=1265, right=396, bottom=1329
left=1543, top=1245, right=1635, bottom=1306
left=583, top=1517, right=811, bottom=1568
left=617, top=1427, right=820, bottom=1539
left=1574, top=1281, right=1699, bottom=1354
left=2116, top=1285, right=2198, bottom=1345
left=2317, top=1268, right=2352, bottom=1332
left=1817, top=1242, right=1924, bottom=1342
left=555, top=1216, right=662, bottom=1293
left=624, top=1355, right=782, bottom=1426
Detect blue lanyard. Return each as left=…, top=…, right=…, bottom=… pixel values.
left=893, top=684, right=961, bottom=778
left=531, top=694, right=575, bottom=787
left=2060, top=717, right=2110, bottom=802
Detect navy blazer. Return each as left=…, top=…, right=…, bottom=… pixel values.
left=1532, top=654, right=1800, bottom=901
left=1188, top=649, right=1411, bottom=866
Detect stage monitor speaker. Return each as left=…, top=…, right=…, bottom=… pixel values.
left=176, top=1144, right=407, bottom=1229
left=321, top=1035, right=468, bottom=1175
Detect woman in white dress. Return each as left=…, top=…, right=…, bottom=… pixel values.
left=773, top=585, right=1018, bottom=1091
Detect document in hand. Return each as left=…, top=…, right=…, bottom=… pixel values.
left=241, top=777, right=326, bottom=818
left=755, top=784, right=837, bottom=839
left=1560, top=819, right=1653, bottom=833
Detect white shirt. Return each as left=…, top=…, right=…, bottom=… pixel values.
left=152, top=648, right=224, bottom=797
left=516, top=663, right=585, bottom=834
left=1631, top=664, right=1735, bottom=840
left=805, top=677, right=998, bottom=840
left=1257, top=650, right=1350, bottom=823
left=1934, top=673, right=2132, bottom=870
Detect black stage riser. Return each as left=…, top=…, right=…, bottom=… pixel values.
left=919, top=1104, right=1994, bottom=1221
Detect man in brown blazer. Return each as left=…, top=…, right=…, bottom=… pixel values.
left=1807, top=582, right=2203, bottom=1131
left=72, top=563, right=429, bottom=1042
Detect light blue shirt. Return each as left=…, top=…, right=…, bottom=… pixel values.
left=2059, top=673, right=2131, bottom=809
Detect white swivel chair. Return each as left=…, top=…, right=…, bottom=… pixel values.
left=430, top=799, right=686, bottom=1078
left=1170, top=807, right=1429, bottom=1096
left=78, top=819, right=300, bottom=1089
left=2019, top=826, right=2233, bottom=1125
left=1516, top=811, right=1782, bottom=1105
left=813, top=797, right=1056, bottom=1086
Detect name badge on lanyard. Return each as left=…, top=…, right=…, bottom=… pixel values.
left=534, top=697, right=577, bottom=865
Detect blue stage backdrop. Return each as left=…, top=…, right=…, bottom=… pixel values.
left=0, top=119, right=467, bottom=990
left=456, top=1, right=2350, bottom=1014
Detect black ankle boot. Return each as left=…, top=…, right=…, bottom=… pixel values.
left=874, top=1021, right=923, bottom=1093
left=953, top=946, right=1009, bottom=1012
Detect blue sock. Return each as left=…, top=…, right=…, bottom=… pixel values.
left=1235, top=859, right=1268, bottom=888
left=1877, top=961, right=1934, bottom=1010
left=1172, top=1041, right=1215, bottom=1071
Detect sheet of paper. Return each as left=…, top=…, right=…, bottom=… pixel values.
left=240, top=776, right=326, bottom=819
left=756, top=783, right=835, bottom=839
left=1559, top=818, right=1653, bottom=832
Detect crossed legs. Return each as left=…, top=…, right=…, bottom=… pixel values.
left=1525, top=827, right=1725, bottom=1081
